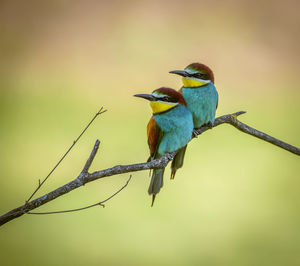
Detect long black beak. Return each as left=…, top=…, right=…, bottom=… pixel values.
left=169, top=70, right=188, bottom=77
left=134, top=94, right=156, bottom=101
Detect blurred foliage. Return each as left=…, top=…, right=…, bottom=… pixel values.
left=0, top=1, right=299, bottom=266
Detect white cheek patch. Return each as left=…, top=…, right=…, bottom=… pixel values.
left=155, top=100, right=178, bottom=106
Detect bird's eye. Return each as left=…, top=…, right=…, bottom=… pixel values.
left=194, top=73, right=203, bottom=79
left=194, top=73, right=209, bottom=80
left=159, top=96, right=177, bottom=103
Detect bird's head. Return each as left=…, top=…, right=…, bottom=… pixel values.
left=134, top=87, right=186, bottom=115
left=169, top=62, right=214, bottom=88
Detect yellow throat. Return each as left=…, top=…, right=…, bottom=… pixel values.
left=150, top=101, right=177, bottom=114
left=182, top=77, right=208, bottom=87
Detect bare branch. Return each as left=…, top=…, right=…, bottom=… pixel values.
left=26, top=107, right=107, bottom=203
left=27, top=175, right=132, bottom=215
left=0, top=111, right=298, bottom=227
left=82, top=140, right=101, bottom=173
left=226, top=116, right=299, bottom=155
left=192, top=111, right=299, bottom=155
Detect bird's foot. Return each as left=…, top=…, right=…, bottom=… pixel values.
left=193, top=122, right=214, bottom=137
left=204, top=121, right=214, bottom=129
left=192, top=129, right=200, bottom=137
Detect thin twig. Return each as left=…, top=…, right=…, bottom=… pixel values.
left=1, top=111, right=299, bottom=227
left=27, top=175, right=132, bottom=215
left=26, top=107, right=107, bottom=203
left=82, top=140, right=101, bottom=173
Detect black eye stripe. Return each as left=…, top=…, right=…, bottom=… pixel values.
left=192, top=73, right=209, bottom=80
left=156, top=96, right=177, bottom=103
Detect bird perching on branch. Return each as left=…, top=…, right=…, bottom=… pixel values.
left=170, top=63, right=218, bottom=129
left=134, top=87, right=194, bottom=206
left=0, top=64, right=299, bottom=226
left=169, top=63, right=219, bottom=176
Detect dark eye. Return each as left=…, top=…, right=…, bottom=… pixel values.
left=161, top=96, right=177, bottom=103
left=161, top=96, right=169, bottom=101
left=194, top=73, right=209, bottom=80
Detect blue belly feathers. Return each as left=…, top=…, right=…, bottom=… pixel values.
left=182, top=83, right=218, bottom=128
left=153, top=104, right=193, bottom=155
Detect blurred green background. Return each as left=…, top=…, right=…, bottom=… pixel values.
left=0, top=0, right=299, bottom=265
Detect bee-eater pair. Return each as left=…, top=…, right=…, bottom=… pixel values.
left=134, top=63, right=218, bottom=206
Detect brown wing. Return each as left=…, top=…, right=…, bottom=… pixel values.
left=147, top=116, right=161, bottom=159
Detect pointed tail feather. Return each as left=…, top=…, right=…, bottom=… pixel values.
left=171, top=145, right=187, bottom=179
left=151, top=195, right=156, bottom=207
left=148, top=168, right=164, bottom=206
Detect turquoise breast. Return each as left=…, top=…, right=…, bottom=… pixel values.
left=153, top=105, right=193, bottom=156
left=182, top=83, right=218, bottom=128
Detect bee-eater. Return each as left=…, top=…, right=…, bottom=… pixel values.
left=134, top=87, right=193, bottom=206
left=169, top=63, right=218, bottom=179
left=169, top=63, right=218, bottom=128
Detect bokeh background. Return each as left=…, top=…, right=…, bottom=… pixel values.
left=0, top=0, right=299, bottom=265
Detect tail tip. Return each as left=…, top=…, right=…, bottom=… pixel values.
left=170, top=169, right=177, bottom=180
left=151, top=194, right=156, bottom=207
